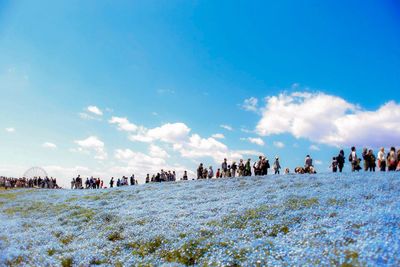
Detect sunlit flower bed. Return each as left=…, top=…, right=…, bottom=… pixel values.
left=1, top=172, right=399, bottom=266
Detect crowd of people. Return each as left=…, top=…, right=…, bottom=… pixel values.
left=2, top=146, right=400, bottom=190
left=195, top=156, right=284, bottom=179
left=332, top=146, right=400, bottom=173
left=0, top=176, right=60, bottom=190
left=70, top=174, right=139, bottom=189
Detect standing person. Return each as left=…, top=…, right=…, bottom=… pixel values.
left=245, top=159, right=252, bottom=176
left=262, top=157, right=270, bottom=175
left=387, top=147, right=397, bottom=171
left=362, top=148, right=370, bottom=171
left=215, top=168, right=221, bottom=178
left=197, top=164, right=204, bottom=179
left=231, top=162, right=237, bottom=178
left=100, top=180, right=104, bottom=188
left=71, top=178, right=75, bottom=189
left=273, top=156, right=281, bottom=175
left=368, top=149, right=376, bottom=172
left=5, top=179, right=11, bottom=190
left=304, top=155, right=313, bottom=173
left=182, top=171, right=188, bottom=181
left=110, top=177, right=114, bottom=188
left=221, top=159, right=228, bottom=177
left=145, top=174, right=150, bottom=183
left=238, top=159, right=245, bottom=177
left=337, top=150, right=345, bottom=173
left=349, top=147, right=360, bottom=172
left=377, top=147, right=386, bottom=171
left=208, top=166, right=214, bottom=179
left=330, top=157, right=338, bottom=173
left=130, top=174, right=135, bottom=186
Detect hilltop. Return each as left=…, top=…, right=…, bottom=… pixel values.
left=1, top=173, right=399, bottom=266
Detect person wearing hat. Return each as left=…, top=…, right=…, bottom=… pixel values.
left=273, top=156, right=281, bottom=175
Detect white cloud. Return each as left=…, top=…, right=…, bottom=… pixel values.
left=149, top=144, right=170, bottom=158
left=5, top=127, right=15, bottom=133
left=256, top=91, right=400, bottom=147
left=87, top=105, right=103, bottom=116
left=241, top=97, right=259, bottom=112
left=74, top=136, right=107, bottom=160
left=241, top=137, right=265, bottom=146
left=129, top=123, right=191, bottom=144
left=42, top=142, right=57, bottom=149
left=109, top=116, right=138, bottom=132
left=220, top=124, right=233, bottom=131
left=211, top=133, right=225, bottom=139
left=273, top=141, right=285, bottom=148
left=309, top=144, right=320, bottom=151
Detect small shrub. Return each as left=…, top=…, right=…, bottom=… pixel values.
left=108, top=232, right=123, bottom=242
left=61, top=257, right=73, bottom=267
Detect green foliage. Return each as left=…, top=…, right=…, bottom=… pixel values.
left=108, top=232, right=123, bottom=242
left=60, top=235, right=74, bottom=245
left=128, top=236, right=167, bottom=257
left=61, top=257, right=73, bottom=267
left=47, top=248, right=56, bottom=256
left=285, top=197, right=319, bottom=210
left=161, top=239, right=210, bottom=265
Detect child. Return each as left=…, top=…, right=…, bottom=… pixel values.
left=330, top=157, right=338, bottom=173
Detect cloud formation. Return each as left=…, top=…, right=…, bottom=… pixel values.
left=220, top=124, right=233, bottom=131
left=5, top=127, right=15, bottom=133
left=74, top=136, right=107, bottom=160
left=241, top=97, right=259, bottom=112
left=109, top=117, right=138, bottom=132
left=241, top=137, right=265, bottom=146
left=87, top=105, right=103, bottom=116
left=256, top=92, right=400, bottom=147
left=273, top=141, right=285, bottom=148
left=43, top=142, right=57, bottom=149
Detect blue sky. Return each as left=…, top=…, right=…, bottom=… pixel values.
left=1, top=1, right=400, bottom=187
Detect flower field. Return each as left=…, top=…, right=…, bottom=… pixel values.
left=1, top=173, right=399, bottom=266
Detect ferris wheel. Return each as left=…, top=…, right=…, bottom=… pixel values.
left=23, top=167, right=48, bottom=179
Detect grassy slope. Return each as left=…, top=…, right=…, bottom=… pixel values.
left=0, top=173, right=399, bottom=266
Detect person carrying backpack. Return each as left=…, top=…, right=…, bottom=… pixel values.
left=362, top=148, right=370, bottom=171
left=349, top=147, right=360, bottom=172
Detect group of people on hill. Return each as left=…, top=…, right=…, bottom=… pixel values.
left=71, top=174, right=139, bottom=189
left=195, top=156, right=284, bottom=179
left=145, top=170, right=177, bottom=183
left=0, top=176, right=60, bottom=190
left=330, top=146, right=400, bottom=173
